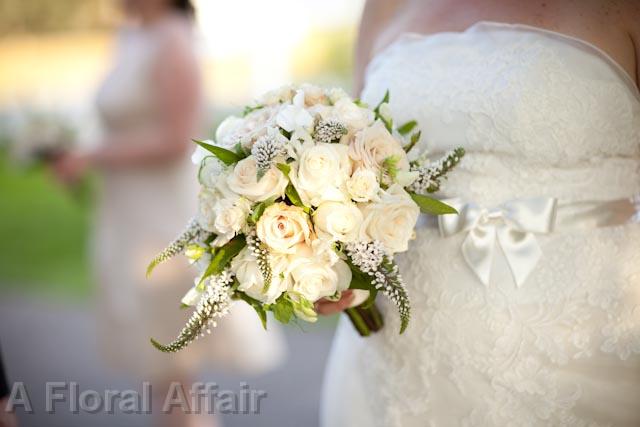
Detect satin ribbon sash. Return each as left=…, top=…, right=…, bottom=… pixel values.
left=438, top=196, right=639, bottom=287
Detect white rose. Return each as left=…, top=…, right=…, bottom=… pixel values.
left=290, top=142, right=351, bottom=206
left=299, top=83, right=328, bottom=106
left=231, top=248, right=289, bottom=303
left=359, top=184, right=420, bottom=254
left=346, top=168, right=379, bottom=202
left=198, top=156, right=226, bottom=188
left=215, top=117, right=245, bottom=148
left=325, top=98, right=374, bottom=130
left=257, top=203, right=312, bottom=254
left=216, top=108, right=281, bottom=150
left=313, top=201, right=363, bottom=243
left=226, top=156, right=287, bottom=202
left=191, top=144, right=210, bottom=165
left=256, top=84, right=295, bottom=106
left=197, top=182, right=228, bottom=232
left=349, top=120, right=410, bottom=173
left=287, top=244, right=352, bottom=302
left=327, top=87, right=351, bottom=104
left=211, top=197, right=252, bottom=246
left=276, top=90, right=314, bottom=132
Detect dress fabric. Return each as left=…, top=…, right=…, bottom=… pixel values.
left=93, top=18, right=285, bottom=379
left=321, top=22, right=640, bottom=427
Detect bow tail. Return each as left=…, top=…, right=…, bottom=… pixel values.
left=461, top=226, right=497, bottom=286
left=497, top=227, right=542, bottom=287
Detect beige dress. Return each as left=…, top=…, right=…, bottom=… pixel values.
left=93, top=16, right=285, bottom=378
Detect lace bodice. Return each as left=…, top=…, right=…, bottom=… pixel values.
left=362, top=21, right=640, bottom=205
left=322, top=22, right=640, bottom=427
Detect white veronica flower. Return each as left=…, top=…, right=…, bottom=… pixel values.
left=231, top=247, right=289, bottom=304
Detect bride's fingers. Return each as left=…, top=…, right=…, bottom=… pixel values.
left=315, top=290, right=355, bottom=315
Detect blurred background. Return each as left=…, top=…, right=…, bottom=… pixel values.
left=0, top=0, right=364, bottom=426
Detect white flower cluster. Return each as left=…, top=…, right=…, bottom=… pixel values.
left=152, top=269, right=234, bottom=353
left=150, top=84, right=463, bottom=349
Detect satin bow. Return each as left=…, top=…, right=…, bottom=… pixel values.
left=439, top=197, right=558, bottom=287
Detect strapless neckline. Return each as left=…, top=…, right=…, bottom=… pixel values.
left=369, top=20, right=640, bottom=104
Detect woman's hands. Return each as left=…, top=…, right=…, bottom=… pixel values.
left=314, top=290, right=355, bottom=315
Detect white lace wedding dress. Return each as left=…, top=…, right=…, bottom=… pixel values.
left=321, top=21, right=640, bottom=426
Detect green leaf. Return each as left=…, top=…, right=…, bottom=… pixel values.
left=249, top=197, right=277, bottom=225
left=373, top=90, right=390, bottom=114
left=272, top=296, right=294, bottom=324
left=279, top=128, right=292, bottom=139
left=193, top=139, right=240, bottom=166
left=276, top=162, right=291, bottom=177
left=198, top=235, right=246, bottom=287
left=404, top=130, right=421, bottom=153
left=234, top=142, right=250, bottom=159
left=397, top=120, right=417, bottom=135
left=235, top=291, right=267, bottom=329
left=242, top=104, right=264, bottom=117
left=409, top=193, right=458, bottom=215
left=361, top=288, right=379, bottom=309
left=353, top=99, right=369, bottom=108
left=285, top=183, right=307, bottom=211
left=347, top=262, right=375, bottom=291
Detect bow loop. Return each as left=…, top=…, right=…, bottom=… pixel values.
left=439, top=197, right=557, bottom=287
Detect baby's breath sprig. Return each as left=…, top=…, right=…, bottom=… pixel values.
left=346, top=241, right=411, bottom=333
left=146, top=218, right=202, bottom=277
left=252, top=133, right=287, bottom=179
left=246, top=231, right=272, bottom=292
left=408, top=147, right=465, bottom=194
left=313, top=119, right=348, bottom=144
left=151, top=270, right=235, bottom=353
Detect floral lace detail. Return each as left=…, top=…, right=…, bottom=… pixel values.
left=323, top=23, right=640, bottom=427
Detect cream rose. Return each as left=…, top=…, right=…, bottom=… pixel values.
left=290, top=142, right=351, bottom=207
left=287, top=244, right=352, bottom=302
left=299, top=83, right=328, bottom=106
left=359, top=184, right=420, bottom=254
left=349, top=120, right=410, bottom=173
left=231, top=248, right=289, bottom=304
left=226, top=156, right=287, bottom=202
left=346, top=167, right=379, bottom=202
left=313, top=201, right=363, bottom=243
left=325, top=98, right=374, bottom=130
left=256, top=203, right=312, bottom=254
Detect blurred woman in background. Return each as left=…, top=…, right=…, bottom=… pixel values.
left=54, top=1, right=286, bottom=426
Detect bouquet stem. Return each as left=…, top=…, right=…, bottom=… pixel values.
left=345, top=303, right=384, bottom=337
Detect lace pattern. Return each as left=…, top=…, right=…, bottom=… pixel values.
left=322, top=22, right=640, bottom=427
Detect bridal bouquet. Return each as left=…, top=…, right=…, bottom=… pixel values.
left=147, top=84, right=464, bottom=352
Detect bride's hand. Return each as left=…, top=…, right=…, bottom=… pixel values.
left=315, top=290, right=355, bottom=315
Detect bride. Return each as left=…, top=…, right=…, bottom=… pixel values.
left=320, top=0, right=640, bottom=425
